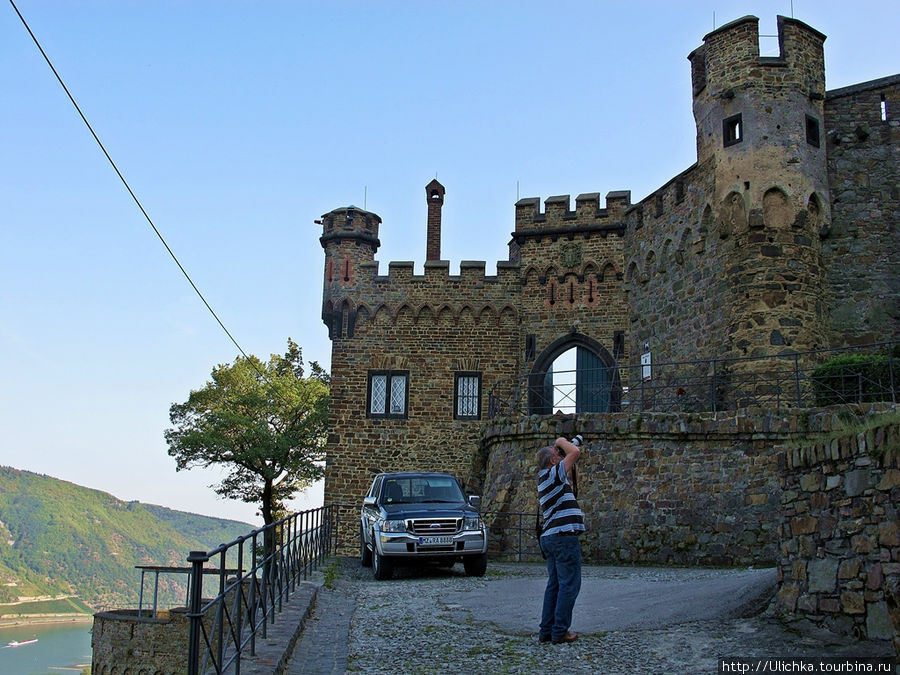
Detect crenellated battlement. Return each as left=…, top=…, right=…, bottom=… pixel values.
left=319, top=205, right=382, bottom=252
left=688, top=15, right=826, bottom=100
left=354, top=259, right=521, bottom=285
left=514, top=191, right=630, bottom=235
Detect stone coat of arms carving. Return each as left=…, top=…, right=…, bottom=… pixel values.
left=561, top=242, right=583, bottom=269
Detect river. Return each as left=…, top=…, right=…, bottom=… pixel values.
left=0, top=622, right=92, bottom=674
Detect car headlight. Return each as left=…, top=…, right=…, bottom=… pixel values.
left=463, top=516, right=483, bottom=531
left=380, top=519, right=408, bottom=533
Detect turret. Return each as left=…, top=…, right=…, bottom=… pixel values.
left=319, top=206, right=381, bottom=339
left=688, top=15, right=832, bottom=357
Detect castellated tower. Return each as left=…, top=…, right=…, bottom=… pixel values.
left=320, top=206, right=381, bottom=340
left=689, top=15, right=831, bottom=358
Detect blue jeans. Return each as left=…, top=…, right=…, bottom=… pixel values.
left=539, top=534, right=582, bottom=640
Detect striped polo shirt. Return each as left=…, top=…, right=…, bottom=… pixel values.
left=538, top=461, right=585, bottom=537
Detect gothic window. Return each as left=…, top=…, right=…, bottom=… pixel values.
left=723, top=113, right=743, bottom=147
left=454, top=372, right=482, bottom=420
left=367, top=370, right=408, bottom=419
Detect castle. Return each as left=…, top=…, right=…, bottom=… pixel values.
left=318, top=15, right=899, bottom=507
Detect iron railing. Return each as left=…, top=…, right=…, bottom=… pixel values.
left=184, top=505, right=334, bottom=674
left=489, top=341, right=898, bottom=417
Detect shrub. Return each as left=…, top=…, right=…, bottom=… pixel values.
left=811, top=352, right=897, bottom=405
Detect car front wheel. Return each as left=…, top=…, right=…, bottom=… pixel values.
left=360, top=526, right=372, bottom=567
left=463, top=553, right=487, bottom=577
left=373, top=550, right=393, bottom=580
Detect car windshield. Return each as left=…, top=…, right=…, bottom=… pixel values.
left=380, top=476, right=464, bottom=504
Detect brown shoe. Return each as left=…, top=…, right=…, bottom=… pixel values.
left=551, top=631, right=578, bottom=644
left=538, top=634, right=551, bottom=643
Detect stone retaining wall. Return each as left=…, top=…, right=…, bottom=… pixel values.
left=479, top=408, right=796, bottom=567
left=92, top=608, right=189, bottom=675
left=775, top=408, right=900, bottom=655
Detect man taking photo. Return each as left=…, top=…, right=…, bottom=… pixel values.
left=536, top=435, right=585, bottom=644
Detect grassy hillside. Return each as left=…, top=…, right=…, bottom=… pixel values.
left=0, top=466, right=255, bottom=611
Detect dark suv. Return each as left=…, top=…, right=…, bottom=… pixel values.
left=359, top=472, right=488, bottom=580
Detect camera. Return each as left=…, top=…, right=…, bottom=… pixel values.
left=557, top=434, right=583, bottom=456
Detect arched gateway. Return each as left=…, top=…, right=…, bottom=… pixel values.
left=528, top=334, right=621, bottom=414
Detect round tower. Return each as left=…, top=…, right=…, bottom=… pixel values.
left=689, top=15, right=832, bottom=359
left=319, top=205, right=381, bottom=339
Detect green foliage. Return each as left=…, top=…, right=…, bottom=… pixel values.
left=166, top=339, right=329, bottom=525
left=0, top=467, right=252, bottom=610
left=811, top=351, right=898, bottom=406
left=1, top=597, right=92, bottom=615
left=322, top=559, right=339, bottom=589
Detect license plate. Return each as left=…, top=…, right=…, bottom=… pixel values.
left=418, top=536, right=453, bottom=546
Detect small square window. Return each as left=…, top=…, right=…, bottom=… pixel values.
left=723, top=113, right=743, bottom=147
left=367, top=370, right=408, bottom=419
left=805, top=115, right=820, bottom=147
left=454, top=372, right=482, bottom=420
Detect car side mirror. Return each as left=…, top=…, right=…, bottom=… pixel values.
left=467, top=495, right=482, bottom=509
left=363, top=496, right=377, bottom=507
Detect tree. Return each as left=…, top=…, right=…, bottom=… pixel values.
left=165, top=339, right=329, bottom=526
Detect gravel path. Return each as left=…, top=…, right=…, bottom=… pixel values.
left=286, top=557, right=895, bottom=674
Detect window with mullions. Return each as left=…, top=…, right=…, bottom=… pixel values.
left=367, top=370, right=409, bottom=419
left=454, top=372, right=482, bottom=420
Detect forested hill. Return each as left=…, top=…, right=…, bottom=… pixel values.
left=0, top=466, right=255, bottom=611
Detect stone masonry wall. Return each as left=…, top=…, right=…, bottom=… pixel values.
left=513, top=192, right=629, bottom=390
left=324, top=268, right=521, bottom=509
left=479, top=409, right=792, bottom=567
left=622, top=164, right=729, bottom=367
left=775, top=406, right=899, bottom=654
left=823, top=76, right=900, bottom=346
left=92, top=608, right=190, bottom=675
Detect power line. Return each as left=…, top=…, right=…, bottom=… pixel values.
left=8, top=0, right=255, bottom=367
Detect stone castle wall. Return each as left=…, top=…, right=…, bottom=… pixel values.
left=479, top=409, right=790, bottom=567
left=823, top=75, right=900, bottom=347
left=621, top=164, right=729, bottom=366
left=92, top=608, right=189, bottom=674
left=319, top=14, right=899, bottom=512
left=325, top=293, right=521, bottom=505
left=775, top=407, right=900, bottom=651
left=512, top=192, right=629, bottom=385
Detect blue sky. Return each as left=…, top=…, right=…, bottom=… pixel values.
left=2, top=1, right=898, bottom=525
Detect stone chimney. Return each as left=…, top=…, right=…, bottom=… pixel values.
left=425, top=179, right=445, bottom=261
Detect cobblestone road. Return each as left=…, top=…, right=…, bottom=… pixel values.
left=284, top=557, right=895, bottom=674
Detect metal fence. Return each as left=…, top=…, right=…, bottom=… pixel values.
left=489, top=340, right=898, bottom=417
left=184, top=505, right=334, bottom=674
left=171, top=503, right=540, bottom=673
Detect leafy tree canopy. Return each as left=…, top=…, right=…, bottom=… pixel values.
left=165, top=339, right=329, bottom=525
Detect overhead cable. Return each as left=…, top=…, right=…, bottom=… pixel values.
left=9, top=0, right=259, bottom=370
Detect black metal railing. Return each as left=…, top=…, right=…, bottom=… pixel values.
left=489, top=341, right=898, bottom=418
left=185, top=505, right=334, bottom=674
left=482, top=511, right=542, bottom=562
left=173, top=502, right=541, bottom=651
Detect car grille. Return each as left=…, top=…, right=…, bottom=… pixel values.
left=409, top=518, right=461, bottom=535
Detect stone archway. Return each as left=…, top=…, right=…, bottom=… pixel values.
left=527, top=334, right=621, bottom=414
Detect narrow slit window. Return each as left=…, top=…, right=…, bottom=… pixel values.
left=723, top=113, right=743, bottom=147
left=882, top=94, right=888, bottom=122
left=806, top=115, right=820, bottom=147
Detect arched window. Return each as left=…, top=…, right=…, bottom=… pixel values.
left=527, top=335, right=620, bottom=414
